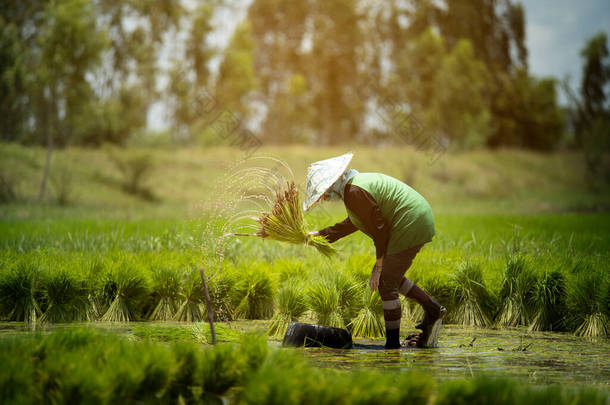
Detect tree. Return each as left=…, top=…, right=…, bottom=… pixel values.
left=577, top=32, right=610, bottom=186
left=34, top=0, right=107, bottom=201
left=0, top=18, right=27, bottom=142
left=246, top=0, right=367, bottom=144
left=165, top=3, right=216, bottom=142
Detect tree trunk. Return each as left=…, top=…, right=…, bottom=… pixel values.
left=37, top=95, right=53, bottom=203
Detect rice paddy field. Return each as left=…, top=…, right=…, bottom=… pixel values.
left=1, top=144, right=609, bottom=404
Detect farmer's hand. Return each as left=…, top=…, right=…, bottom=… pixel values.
left=369, top=257, right=383, bottom=292
left=305, top=231, right=319, bottom=245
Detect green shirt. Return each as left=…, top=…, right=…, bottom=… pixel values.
left=345, top=173, right=435, bottom=255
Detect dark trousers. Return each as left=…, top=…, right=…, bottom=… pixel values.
left=378, top=243, right=424, bottom=330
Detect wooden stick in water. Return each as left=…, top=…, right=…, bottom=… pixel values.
left=200, top=267, right=217, bottom=344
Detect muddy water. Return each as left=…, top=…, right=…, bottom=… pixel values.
left=297, top=325, right=610, bottom=387
left=2, top=321, right=608, bottom=388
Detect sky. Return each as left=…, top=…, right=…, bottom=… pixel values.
left=520, top=0, right=610, bottom=97
left=148, top=0, right=610, bottom=129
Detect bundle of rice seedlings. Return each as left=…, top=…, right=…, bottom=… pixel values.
left=333, top=271, right=362, bottom=326
left=349, top=284, right=384, bottom=338
left=148, top=266, right=182, bottom=320
left=529, top=270, right=567, bottom=332
left=308, top=280, right=344, bottom=328
left=173, top=271, right=205, bottom=322
left=496, top=255, right=537, bottom=327
left=268, top=282, right=308, bottom=338
left=568, top=270, right=609, bottom=338
left=100, top=263, right=149, bottom=322
left=207, top=272, right=236, bottom=321
left=233, top=270, right=275, bottom=320
left=0, top=259, right=42, bottom=323
left=449, top=262, right=494, bottom=327
left=419, top=274, right=452, bottom=315
left=254, top=181, right=336, bottom=257
left=40, top=268, right=90, bottom=323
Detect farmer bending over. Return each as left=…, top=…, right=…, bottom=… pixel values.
left=304, top=152, right=446, bottom=349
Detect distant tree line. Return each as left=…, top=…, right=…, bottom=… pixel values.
left=1, top=0, right=608, bottom=152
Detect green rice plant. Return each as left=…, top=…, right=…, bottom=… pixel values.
left=567, top=269, right=609, bottom=337
left=0, top=259, right=42, bottom=323
left=308, top=280, right=344, bottom=328
left=419, top=273, right=452, bottom=312
left=83, top=257, right=106, bottom=321
left=345, top=253, right=375, bottom=283
left=268, top=282, right=308, bottom=338
left=173, top=270, right=206, bottom=322
left=131, top=324, right=206, bottom=343
left=99, top=260, right=149, bottom=322
left=348, top=284, right=384, bottom=338
left=148, top=265, right=182, bottom=320
left=40, top=268, right=90, bottom=323
left=308, top=269, right=361, bottom=329
left=274, top=258, right=308, bottom=282
left=199, top=343, right=247, bottom=397
left=496, top=255, right=537, bottom=327
left=449, top=262, right=494, bottom=327
left=256, top=181, right=336, bottom=257
left=207, top=271, right=236, bottom=321
left=529, top=270, right=567, bottom=332
left=333, top=270, right=362, bottom=326
left=233, top=269, right=275, bottom=319
left=191, top=322, right=244, bottom=343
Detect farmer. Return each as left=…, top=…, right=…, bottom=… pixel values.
left=304, top=152, right=445, bottom=349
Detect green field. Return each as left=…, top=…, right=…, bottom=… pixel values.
left=1, top=145, right=609, bottom=403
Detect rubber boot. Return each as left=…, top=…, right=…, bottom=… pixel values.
left=406, top=285, right=446, bottom=347
left=385, top=328, right=401, bottom=349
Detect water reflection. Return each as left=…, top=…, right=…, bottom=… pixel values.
left=300, top=325, right=610, bottom=387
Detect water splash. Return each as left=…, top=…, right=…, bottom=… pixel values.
left=199, top=155, right=299, bottom=278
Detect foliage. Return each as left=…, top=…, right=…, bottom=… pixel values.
left=109, top=150, right=156, bottom=200
left=496, top=255, right=536, bottom=327
left=40, top=267, right=90, bottom=323
left=308, top=270, right=361, bottom=329
left=148, top=264, right=182, bottom=321
left=49, top=160, right=77, bottom=206
left=257, top=181, right=336, bottom=257
left=348, top=284, right=384, bottom=338
left=268, top=282, right=308, bottom=338
left=99, top=259, right=149, bottom=322
left=449, top=262, right=495, bottom=327
left=567, top=265, right=609, bottom=338
left=529, top=270, right=568, bottom=332
left=233, top=266, right=275, bottom=320
left=1, top=328, right=606, bottom=405
left=0, top=171, right=17, bottom=203
left=173, top=270, right=206, bottom=322
left=0, top=258, right=42, bottom=323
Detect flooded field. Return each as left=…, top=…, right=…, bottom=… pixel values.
left=2, top=321, right=608, bottom=390
left=300, top=325, right=610, bottom=388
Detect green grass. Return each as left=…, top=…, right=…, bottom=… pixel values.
left=0, top=145, right=609, bottom=335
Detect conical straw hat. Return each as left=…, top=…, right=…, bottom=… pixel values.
left=302, top=152, right=353, bottom=211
